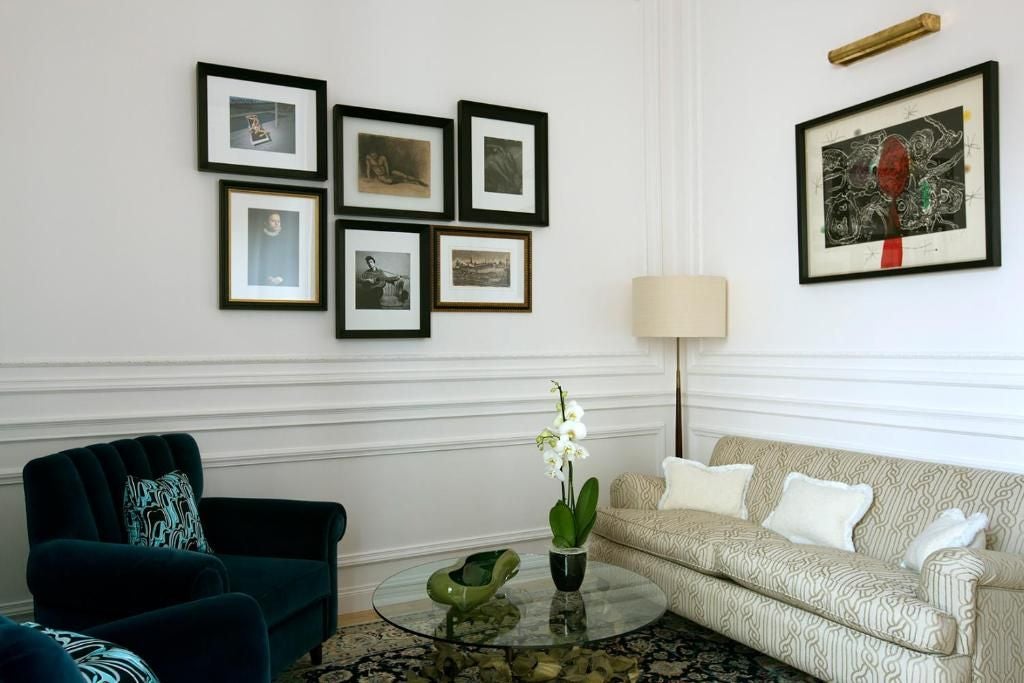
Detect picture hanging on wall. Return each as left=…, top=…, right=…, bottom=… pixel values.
left=197, top=62, right=327, bottom=180
left=796, top=61, right=999, bottom=284
left=334, top=105, right=454, bottom=220
left=457, top=100, right=549, bottom=226
left=433, top=226, right=532, bottom=312
left=219, top=180, right=326, bottom=310
left=336, top=220, right=431, bottom=338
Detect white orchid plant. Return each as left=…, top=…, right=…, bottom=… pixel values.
left=535, top=381, right=598, bottom=550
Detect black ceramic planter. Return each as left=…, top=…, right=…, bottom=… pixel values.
left=549, top=547, right=587, bottom=592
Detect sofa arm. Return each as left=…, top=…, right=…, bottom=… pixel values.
left=200, top=497, right=346, bottom=560
left=919, top=547, right=1024, bottom=655
left=28, top=539, right=228, bottom=625
left=609, top=473, right=665, bottom=510
left=85, top=593, right=270, bottom=683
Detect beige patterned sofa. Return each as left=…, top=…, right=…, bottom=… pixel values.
left=590, top=436, right=1024, bottom=682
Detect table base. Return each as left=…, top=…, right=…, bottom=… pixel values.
left=407, top=642, right=640, bottom=682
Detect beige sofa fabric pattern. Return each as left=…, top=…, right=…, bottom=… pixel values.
left=592, top=437, right=1024, bottom=682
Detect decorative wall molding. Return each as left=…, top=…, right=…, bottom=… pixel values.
left=338, top=527, right=550, bottom=569
left=0, top=598, right=33, bottom=620
left=686, top=390, right=1024, bottom=441
left=0, top=422, right=667, bottom=486
left=689, top=363, right=1024, bottom=391
left=0, top=391, right=674, bottom=446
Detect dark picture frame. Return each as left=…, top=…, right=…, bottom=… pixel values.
left=219, top=180, right=327, bottom=310
left=197, top=62, right=328, bottom=181
left=336, top=220, right=431, bottom=338
left=433, top=226, right=532, bottom=312
left=458, top=101, right=549, bottom=227
left=334, top=105, right=454, bottom=220
left=796, top=61, right=999, bottom=284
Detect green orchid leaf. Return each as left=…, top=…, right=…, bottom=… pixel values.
left=573, top=477, right=599, bottom=546
left=549, top=499, right=577, bottom=548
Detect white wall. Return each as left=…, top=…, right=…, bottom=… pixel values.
left=682, top=1, right=1024, bottom=469
left=0, top=0, right=679, bottom=617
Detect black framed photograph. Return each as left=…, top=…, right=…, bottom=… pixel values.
left=197, top=62, right=327, bottom=180
left=337, top=220, right=431, bottom=338
left=796, top=61, right=999, bottom=284
left=433, top=227, right=532, bottom=312
left=334, top=105, right=454, bottom=220
left=457, top=101, right=548, bottom=226
left=220, top=180, right=326, bottom=310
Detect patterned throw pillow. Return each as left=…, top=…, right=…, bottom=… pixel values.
left=20, top=623, right=159, bottom=683
left=123, top=470, right=211, bottom=553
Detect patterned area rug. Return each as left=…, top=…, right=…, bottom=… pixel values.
left=278, top=612, right=819, bottom=682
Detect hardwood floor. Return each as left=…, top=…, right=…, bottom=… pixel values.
left=338, top=610, right=379, bottom=627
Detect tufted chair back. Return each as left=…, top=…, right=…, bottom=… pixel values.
left=23, top=434, right=204, bottom=547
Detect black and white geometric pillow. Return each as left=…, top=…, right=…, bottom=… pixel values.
left=123, top=470, right=211, bottom=553
left=20, top=622, right=159, bottom=683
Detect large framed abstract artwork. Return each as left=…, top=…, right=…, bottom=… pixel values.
left=796, top=61, right=999, bottom=284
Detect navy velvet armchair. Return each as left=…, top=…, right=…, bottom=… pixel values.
left=0, top=593, right=270, bottom=683
left=22, top=433, right=347, bottom=679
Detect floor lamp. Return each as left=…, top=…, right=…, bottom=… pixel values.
left=632, top=275, right=727, bottom=459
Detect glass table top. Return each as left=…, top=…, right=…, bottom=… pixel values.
left=372, top=553, right=666, bottom=650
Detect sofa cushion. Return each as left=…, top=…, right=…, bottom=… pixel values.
left=716, top=539, right=957, bottom=655
left=123, top=470, right=211, bottom=553
left=219, top=554, right=329, bottom=628
left=20, top=622, right=159, bottom=683
left=594, top=507, right=787, bottom=575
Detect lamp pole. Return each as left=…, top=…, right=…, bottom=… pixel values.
left=674, top=337, right=683, bottom=459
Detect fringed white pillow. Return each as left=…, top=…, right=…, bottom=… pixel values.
left=763, top=472, right=873, bottom=552
left=901, top=508, right=989, bottom=571
left=657, top=458, right=755, bottom=519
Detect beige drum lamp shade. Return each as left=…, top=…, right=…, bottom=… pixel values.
left=632, top=276, right=727, bottom=339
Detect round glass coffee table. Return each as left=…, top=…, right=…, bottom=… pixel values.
left=372, top=552, right=666, bottom=680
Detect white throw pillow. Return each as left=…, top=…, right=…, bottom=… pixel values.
left=657, top=458, right=754, bottom=519
left=900, top=508, right=989, bottom=571
left=762, top=472, right=873, bottom=552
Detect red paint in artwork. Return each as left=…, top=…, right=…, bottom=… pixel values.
left=877, top=135, right=909, bottom=269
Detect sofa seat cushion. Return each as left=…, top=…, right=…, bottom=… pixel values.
left=716, top=540, right=957, bottom=655
left=593, top=507, right=787, bottom=575
left=218, top=554, right=329, bottom=628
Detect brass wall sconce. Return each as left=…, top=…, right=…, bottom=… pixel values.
left=829, top=13, right=941, bottom=65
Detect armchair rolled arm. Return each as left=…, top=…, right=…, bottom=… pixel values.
left=85, top=593, right=270, bottom=683
left=919, top=547, right=1024, bottom=655
left=609, top=473, right=665, bottom=510
left=27, top=539, right=227, bottom=622
left=200, top=497, right=347, bottom=560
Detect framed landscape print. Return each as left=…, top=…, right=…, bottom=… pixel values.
left=198, top=62, right=327, bottom=180
left=433, top=227, right=532, bottom=312
left=334, top=105, right=454, bottom=220
left=796, top=61, right=999, bottom=284
left=458, top=101, right=548, bottom=226
left=337, top=220, right=430, bottom=338
left=220, top=180, right=326, bottom=309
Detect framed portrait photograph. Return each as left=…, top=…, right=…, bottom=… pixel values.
left=796, top=61, right=999, bottom=284
left=197, top=62, right=327, bottom=180
left=433, top=227, right=532, bottom=312
left=334, top=105, right=454, bottom=220
left=336, top=220, right=431, bottom=338
left=457, top=100, right=548, bottom=226
left=219, top=180, right=326, bottom=310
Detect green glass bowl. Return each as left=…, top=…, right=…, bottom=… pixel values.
left=426, top=549, right=521, bottom=612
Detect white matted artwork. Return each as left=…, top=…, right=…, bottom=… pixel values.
left=334, top=105, right=454, bottom=220
left=220, top=181, right=326, bottom=310
left=198, top=63, right=327, bottom=180
left=337, top=221, right=430, bottom=338
left=796, top=61, right=999, bottom=283
left=433, top=227, right=531, bottom=312
left=458, top=101, right=548, bottom=227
